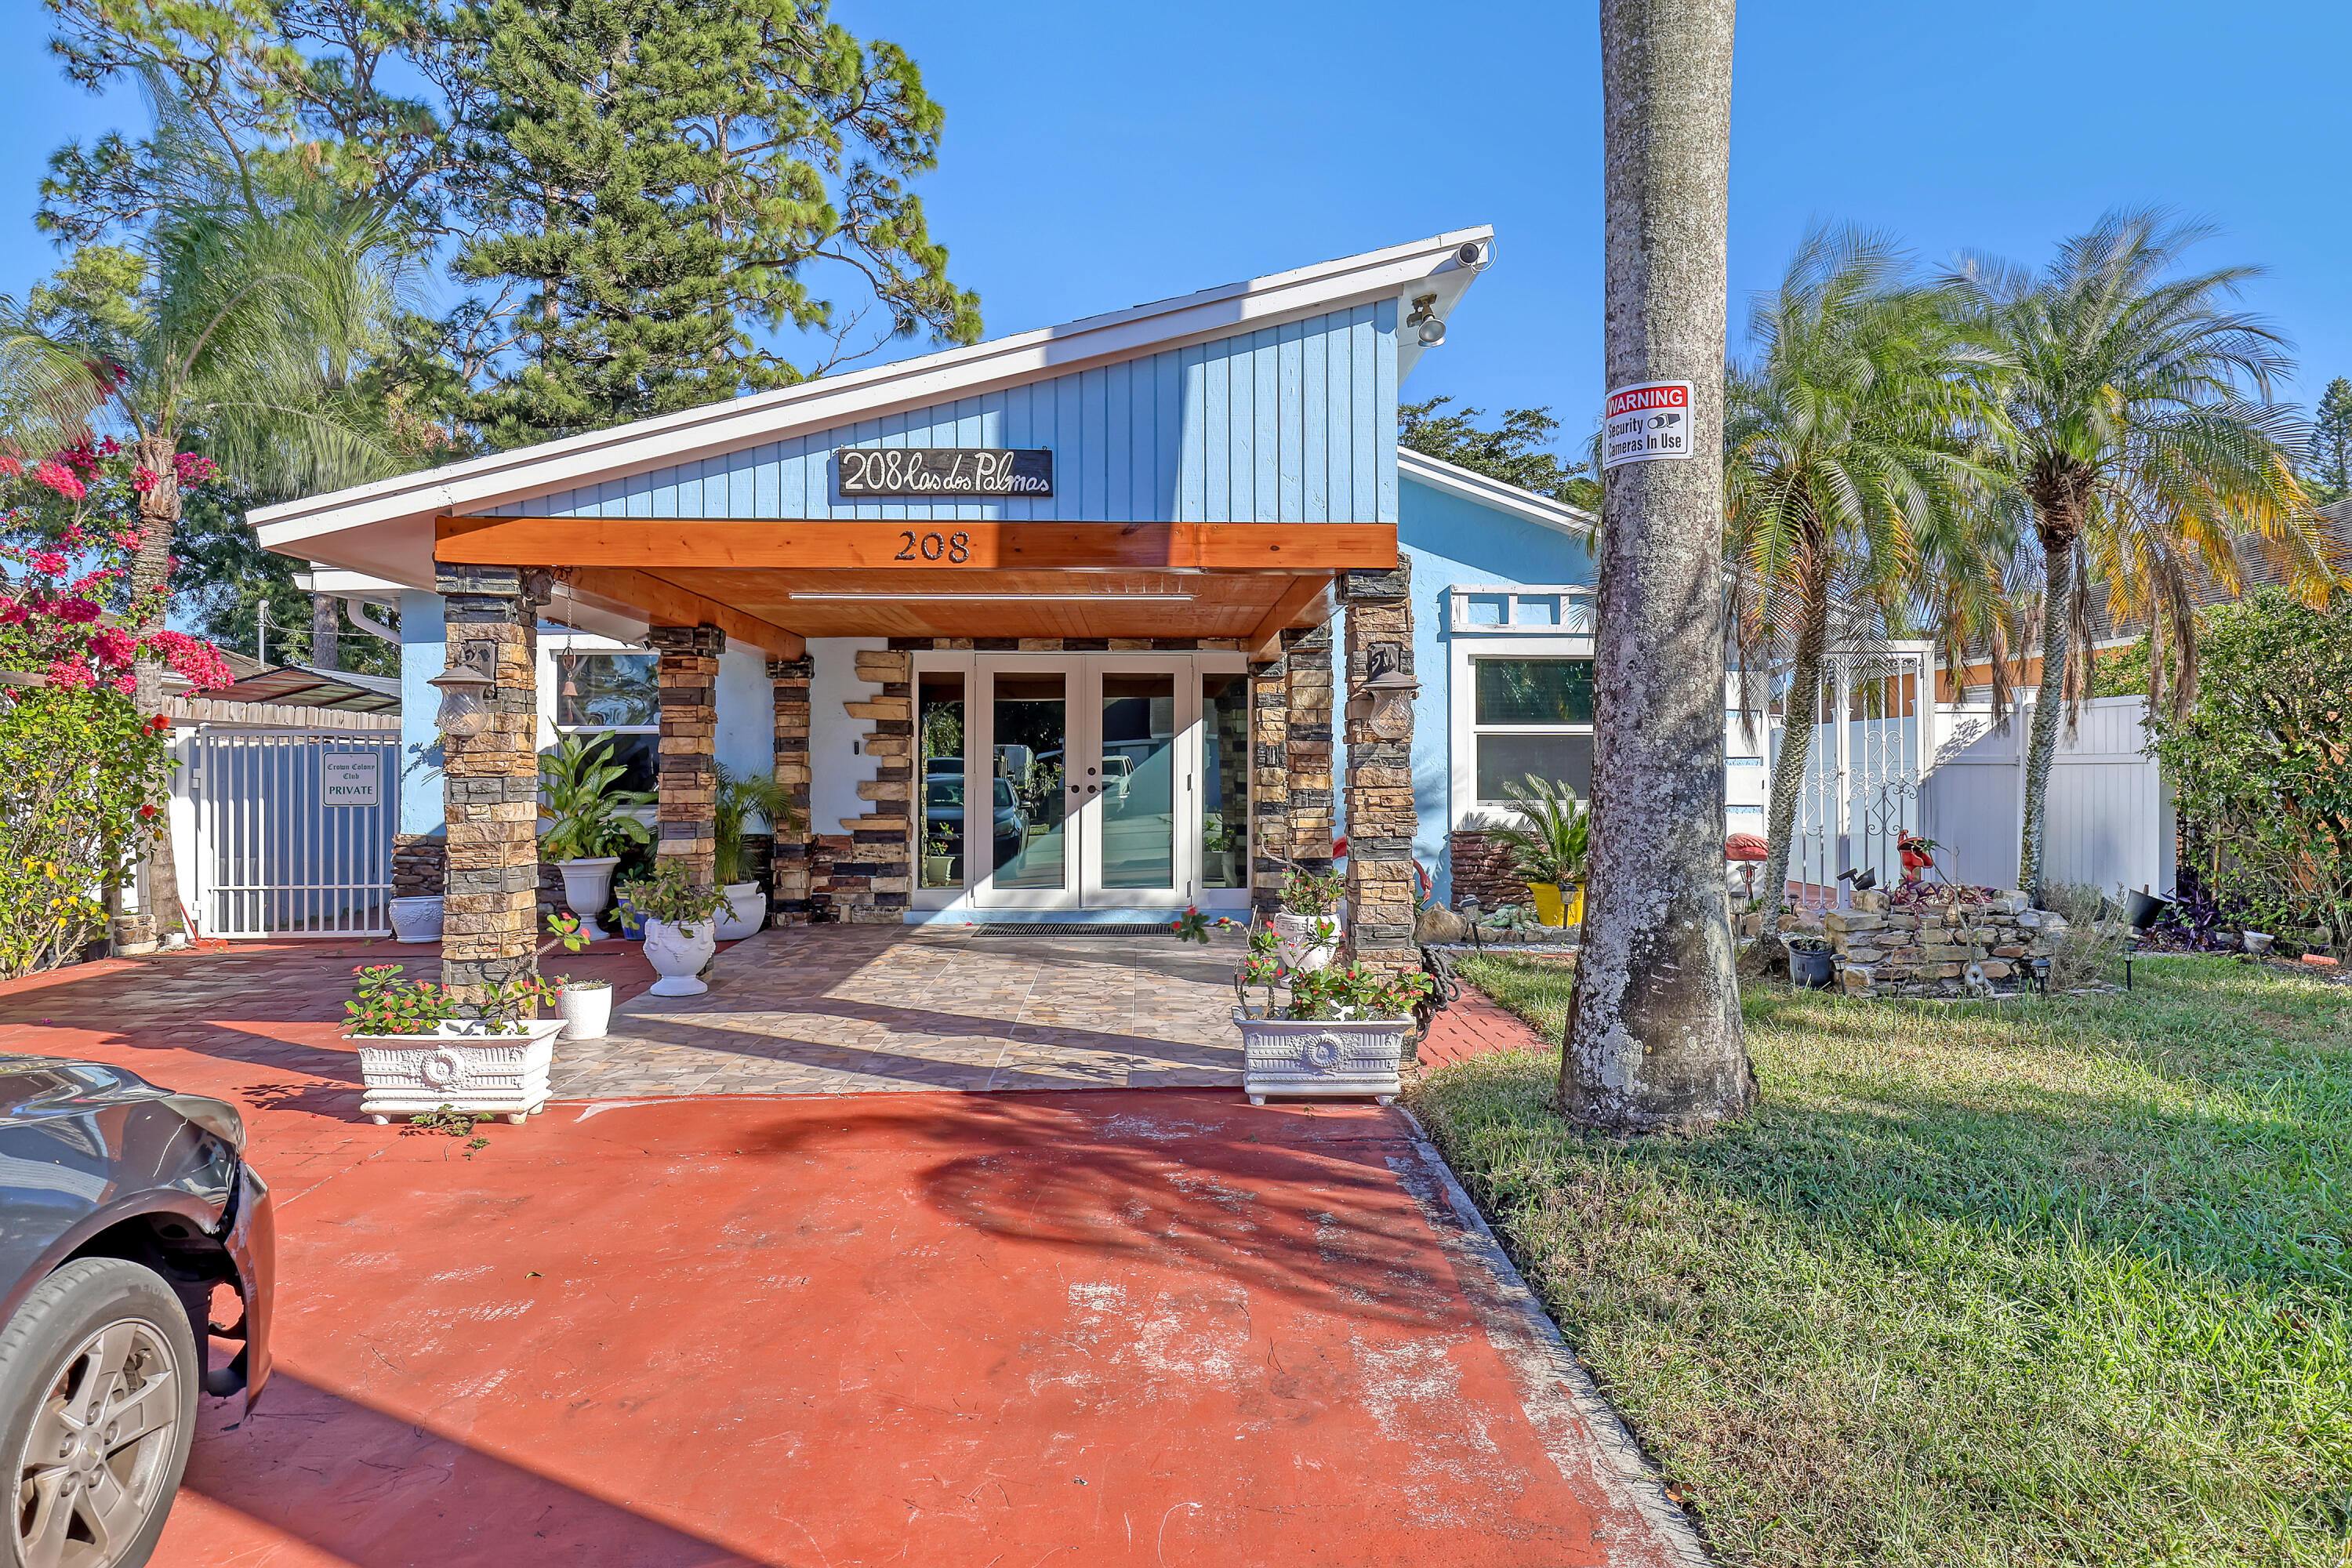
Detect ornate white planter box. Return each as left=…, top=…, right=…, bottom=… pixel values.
left=1237, top=1011, right=1407, bottom=1105
left=354, top=1019, right=565, bottom=1125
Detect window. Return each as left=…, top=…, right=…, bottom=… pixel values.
left=1471, top=656, right=1594, bottom=802
left=553, top=652, right=659, bottom=793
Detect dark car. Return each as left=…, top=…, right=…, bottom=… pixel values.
left=924, top=773, right=1028, bottom=863
left=0, top=1057, right=274, bottom=1568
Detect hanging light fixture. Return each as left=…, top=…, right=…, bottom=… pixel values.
left=426, top=659, right=494, bottom=738
left=1348, top=646, right=1420, bottom=740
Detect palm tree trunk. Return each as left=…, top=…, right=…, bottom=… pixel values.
left=2018, top=528, right=2074, bottom=900
left=1756, top=574, right=1832, bottom=933
left=1559, top=0, right=1754, bottom=1133
left=127, top=434, right=186, bottom=938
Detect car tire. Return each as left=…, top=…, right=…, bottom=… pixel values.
left=0, top=1258, right=199, bottom=1568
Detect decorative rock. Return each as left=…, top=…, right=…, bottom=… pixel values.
left=1824, top=912, right=1885, bottom=933
left=1978, top=960, right=2013, bottom=979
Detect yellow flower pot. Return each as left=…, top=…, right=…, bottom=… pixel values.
left=1528, top=882, right=1565, bottom=927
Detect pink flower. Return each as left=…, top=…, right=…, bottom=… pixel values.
left=28, top=551, right=67, bottom=576
left=111, top=673, right=136, bottom=695
left=53, top=597, right=102, bottom=625
left=44, top=660, right=93, bottom=691
left=88, top=628, right=136, bottom=666
left=130, top=466, right=160, bottom=492
left=0, top=598, right=24, bottom=626
left=96, top=436, right=120, bottom=458
left=0, top=456, right=21, bottom=478
left=171, top=452, right=216, bottom=485
left=31, top=462, right=85, bottom=502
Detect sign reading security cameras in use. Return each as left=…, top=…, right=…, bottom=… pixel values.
left=1602, top=381, right=1695, bottom=469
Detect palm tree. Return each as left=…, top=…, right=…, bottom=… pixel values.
left=1950, top=212, right=2340, bottom=895
left=0, top=186, right=413, bottom=933
left=1726, top=228, right=2011, bottom=928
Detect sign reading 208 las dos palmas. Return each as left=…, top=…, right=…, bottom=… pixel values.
left=835, top=448, right=1054, bottom=499
left=1601, top=382, right=1694, bottom=470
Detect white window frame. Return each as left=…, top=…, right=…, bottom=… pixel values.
left=539, top=633, right=661, bottom=826
left=1449, top=628, right=1598, bottom=829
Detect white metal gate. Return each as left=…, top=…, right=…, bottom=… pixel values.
left=180, top=733, right=398, bottom=938
left=1771, top=644, right=1931, bottom=911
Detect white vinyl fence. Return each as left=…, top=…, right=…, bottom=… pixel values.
left=1765, top=645, right=1933, bottom=909
left=175, top=732, right=399, bottom=938
left=1917, top=695, right=2173, bottom=897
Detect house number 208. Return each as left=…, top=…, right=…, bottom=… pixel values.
left=895, top=529, right=971, bottom=563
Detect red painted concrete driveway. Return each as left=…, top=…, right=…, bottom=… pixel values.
left=0, top=949, right=1697, bottom=1567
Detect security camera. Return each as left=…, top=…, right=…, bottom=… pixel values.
left=1456, top=239, right=1493, bottom=270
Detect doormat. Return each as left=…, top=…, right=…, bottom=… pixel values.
left=970, top=922, right=1176, bottom=936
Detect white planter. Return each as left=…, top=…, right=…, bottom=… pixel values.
left=354, top=1018, right=564, bottom=1123
left=1272, top=911, right=1343, bottom=972
left=714, top=882, right=766, bottom=942
left=642, top=916, right=717, bottom=996
left=556, top=857, right=622, bottom=925
left=388, top=896, right=444, bottom=944
left=556, top=982, right=613, bottom=1040
left=1238, top=1011, right=1407, bottom=1105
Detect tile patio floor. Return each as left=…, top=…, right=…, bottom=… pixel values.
left=557, top=924, right=1250, bottom=1098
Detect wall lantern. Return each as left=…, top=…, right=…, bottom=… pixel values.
left=426, top=659, right=494, bottom=738
left=1349, top=646, right=1420, bottom=741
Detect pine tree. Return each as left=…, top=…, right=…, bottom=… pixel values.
left=2314, top=377, right=2352, bottom=499
left=442, top=0, right=982, bottom=445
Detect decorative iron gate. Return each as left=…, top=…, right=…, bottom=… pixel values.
left=1773, top=644, right=1931, bottom=911
left=181, top=733, right=398, bottom=938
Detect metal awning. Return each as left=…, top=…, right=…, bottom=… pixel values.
left=208, top=664, right=401, bottom=713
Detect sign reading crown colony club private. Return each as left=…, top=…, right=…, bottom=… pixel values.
left=1601, top=381, right=1695, bottom=470
left=321, top=753, right=381, bottom=808
left=834, top=447, right=1054, bottom=499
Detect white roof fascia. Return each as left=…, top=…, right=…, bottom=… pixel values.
left=255, top=227, right=1496, bottom=561
left=1399, top=448, right=1595, bottom=538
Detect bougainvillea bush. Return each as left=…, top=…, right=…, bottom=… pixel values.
left=0, top=443, right=234, bottom=975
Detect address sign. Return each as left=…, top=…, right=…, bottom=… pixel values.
left=836, top=447, right=1054, bottom=499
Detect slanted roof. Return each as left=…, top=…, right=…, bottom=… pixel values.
left=1398, top=448, right=1595, bottom=539
left=253, top=230, right=1495, bottom=614
left=209, top=664, right=401, bottom=713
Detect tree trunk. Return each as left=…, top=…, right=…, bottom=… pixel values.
left=1755, top=565, right=1832, bottom=936
left=128, top=434, right=186, bottom=938
left=1559, top=0, right=1754, bottom=1133
left=2017, top=529, right=2074, bottom=900
left=311, top=593, right=340, bottom=671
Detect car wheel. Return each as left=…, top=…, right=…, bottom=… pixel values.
left=0, top=1258, right=198, bottom=1568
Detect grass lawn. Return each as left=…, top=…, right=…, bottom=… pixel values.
left=1413, top=955, right=2350, bottom=1567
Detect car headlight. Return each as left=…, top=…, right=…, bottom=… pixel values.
left=164, top=1094, right=247, bottom=1156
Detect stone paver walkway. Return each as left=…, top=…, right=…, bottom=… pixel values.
left=555, top=924, right=1250, bottom=1098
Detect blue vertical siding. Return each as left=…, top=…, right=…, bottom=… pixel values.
left=489, top=305, right=1398, bottom=524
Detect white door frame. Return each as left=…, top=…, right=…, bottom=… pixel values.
left=910, top=650, right=1249, bottom=916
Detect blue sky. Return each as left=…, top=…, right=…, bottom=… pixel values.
left=3, top=0, right=2348, bottom=446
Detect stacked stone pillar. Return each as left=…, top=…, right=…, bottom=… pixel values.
left=435, top=565, right=542, bottom=1010
left=768, top=655, right=815, bottom=923
left=1250, top=645, right=1294, bottom=917
left=1341, top=563, right=1417, bottom=973
left=648, top=624, right=723, bottom=887
left=1286, top=626, right=1337, bottom=876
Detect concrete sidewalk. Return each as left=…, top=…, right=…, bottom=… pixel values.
left=0, top=948, right=1697, bottom=1567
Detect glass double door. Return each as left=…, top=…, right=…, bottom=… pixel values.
left=915, top=654, right=1251, bottom=912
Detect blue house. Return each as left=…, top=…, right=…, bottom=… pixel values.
left=257, top=230, right=1624, bottom=982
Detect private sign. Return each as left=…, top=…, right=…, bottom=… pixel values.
left=1602, top=381, right=1694, bottom=470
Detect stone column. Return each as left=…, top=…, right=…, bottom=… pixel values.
left=768, top=655, right=814, bottom=924
left=1250, top=648, right=1292, bottom=919
left=435, top=564, right=542, bottom=1009
left=1341, top=562, right=1417, bottom=973
left=648, top=624, right=723, bottom=887
left=1285, top=625, right=1337, bottom=876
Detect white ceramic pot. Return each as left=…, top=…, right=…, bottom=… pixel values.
left=714, top=882, right=766, bottom=942
left=1237, top=1011, right=1408, bottom=1105
left=557, top=857, right=622, bottom=923
left=556, top=982, right=613, bottom=1040
left=1272, top=911, right=1343, bottom=972
left=353, top=1018, right=564, bottom=1123
left=388, top=896, right=445, bottom=944
left=641, top=916, right=717, bottom=996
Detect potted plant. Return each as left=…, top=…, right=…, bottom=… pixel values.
left=544, top=913, right=613, bottom=1040
left=1272, top=863, right=1347, bottom=971
left=387, top=895, right=444, bottom=943
left=1485, top=775, right=1589, bottom=930
left=1202, top=815, right=1238, bottom=888
left=922, top=822, right=956, bottom=887
left=618, top=861, right=733, bottom=996
left=713, top=764, right=798, bottom=940
left=539, top=733, right=655, bottom=931
left=1787, top=934, right=1835, bottom=989
left=1232, top=924, right=1435, bottom=1105
left=343, top=964, right=564, bottom=1124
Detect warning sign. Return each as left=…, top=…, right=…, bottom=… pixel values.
left=321, top=753, right=381, bottom=808
left=1602, top=381, right=1695, bottom=470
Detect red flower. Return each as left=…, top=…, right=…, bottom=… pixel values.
left=0, top=455, right=20, bottom=478
left=129, top=466, right=160, bottom=492
left=137, top=804, right=157, bottom=820
left=44, top=660, right=94, bottom=691
left=54, top=597, right=102, bottom=625
left=31, top=461, right=85, bottom=502
left=28, top=550, right=67, bottom=576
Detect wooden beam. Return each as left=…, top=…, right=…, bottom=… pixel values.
left=557, top=566, right=805, bottom=659
left=438, top=516, right=1396, bottom=574
left=1245, top=575, right=1336, bottom=663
